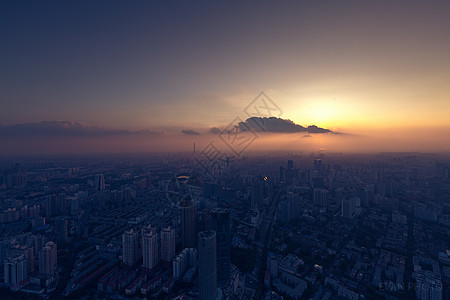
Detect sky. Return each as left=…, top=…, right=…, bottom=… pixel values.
left=1, top=1, right=450, bottom=154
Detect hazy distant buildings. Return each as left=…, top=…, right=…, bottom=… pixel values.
left=180, top=199, right=196, bottom=249
left=212, top=208, right=230, bottom=287
left=4, top=255, right=27, bottom=285
left=39, top=241, right=57, bottom=275
left=198, top=230, right=217, bottom=300
left=160, top=226, right=175, bottom=262
left=123, top=229, right=139, bottom=266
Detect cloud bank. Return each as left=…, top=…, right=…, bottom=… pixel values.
left=238, top=117, right=333, bottom=133
left=0, top=121, right=160, bottom=137
left=181, top=129, right=200, bottom=135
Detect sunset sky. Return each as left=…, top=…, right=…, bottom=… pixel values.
left=1, top=1, right=450, bottom=154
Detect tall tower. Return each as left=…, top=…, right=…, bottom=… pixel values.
left=39, top=241, right=57, bottom=275
left=160, top=226, right=175, bottom=262
left=212, top=208, right=230, bottom=287
left=180, top=199, right=196, bottom=249
left=122, top=229, right=138, bottom=266
left=142, top=226, right=158, bottom=269
left=198, top=230, right=217, bottom=300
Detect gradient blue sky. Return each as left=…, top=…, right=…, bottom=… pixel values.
left=1, top=1, right=450, bottom=153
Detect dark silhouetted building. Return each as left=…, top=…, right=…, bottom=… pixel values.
left=198, top=230, right=217, bottom=300
left=212, top=208, right=230, bottom=287
left=180, top=199, right=196, bottom=249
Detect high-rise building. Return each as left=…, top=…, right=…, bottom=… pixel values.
left=357, top=188, right=369, bottom=207
left=4, top=255, right=27, bottom=285
left=55, top=217, right=68, bottom=243
left=173, top=248, right=197, bottom=280
left=22, top=245, right=34, bottom=273
left=180, top=199, right=196, bottom=249
left=160, top=226, right=175, bottom=262
left=280, top=166, right=285, bottom=183
left=39, top=241, right=57, bottom=275
left=251, top=181, right=264, bottom=209
left=198, top=230, right=217, bottom=300
left=142, top=226, right=158, bottom=269
left=201, top=209, right=213, bottom=231
left=45, top=194, right=57, bottom=217
left=123, top=229, right=138, bottom=266
left=280, top=199, right=291, bottom=223
left=95, top=174, right=105, bottom=191
left=341, top=198, right=356, bottom=218
left=69, top=197, right=79, bottom=216
left=57, top=193, right=67, bottom=215
left=314, top=188, right=329, bottom=208
left=212, top=208, right=230, bottom=287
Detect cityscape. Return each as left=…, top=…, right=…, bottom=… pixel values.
left=1, top=152, right=449, bottom=299
left=1, top=1, right=450, bottom=300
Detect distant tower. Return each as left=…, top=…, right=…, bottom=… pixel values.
left=122, top=229, right=138, bottom=266
left=142, top=226, right=159, bottom=269
left=95, top=174, right=105, bottom=191
left=198, top=230, right=217, bottom=300
left=212, top=208, right=231, bottom=287
left=180, top=200, right=196, bottom=249
left=194, top=142, right=196, bottom=153
left=39, top=242, right=57, bottom=275
left=4, top=255, right=27, bottom=285
left=160, top=226, right=175, bottom=262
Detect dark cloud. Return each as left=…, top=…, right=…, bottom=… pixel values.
left=181, top=129, right=200, bottom=135
left=209, top=127, right=221, bottom=134
left=0, top=121, right=161, bottom=137
left=238, top=117, right=333, bottom=134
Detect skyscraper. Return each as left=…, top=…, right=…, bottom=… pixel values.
left=4, top=255, right=27, bottom=285
left=57, top=193, right=67, bottom=215
left=341, top=198, right=356, bottom=218
left=314, top=188, right=329, bottom=208
left=251, top=181, right=264, bottom=209
left=45, top=194, right=57, bottom=217
left=39, top=241, right=57, bottom=275
left=212, top=208, right=231, bottom=287
left=180, top=199, right=196, bottom=249
left=55, top=216, right=68, bottom=243
left=142, top=227, right=158, bottom=269
left=160, top=226, right=175, bottom=262
left=123, top=229, right=138, bottom=266
left=198, top=230, right=217, bottom=300
left=95, top=173, right=105, bottom=191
